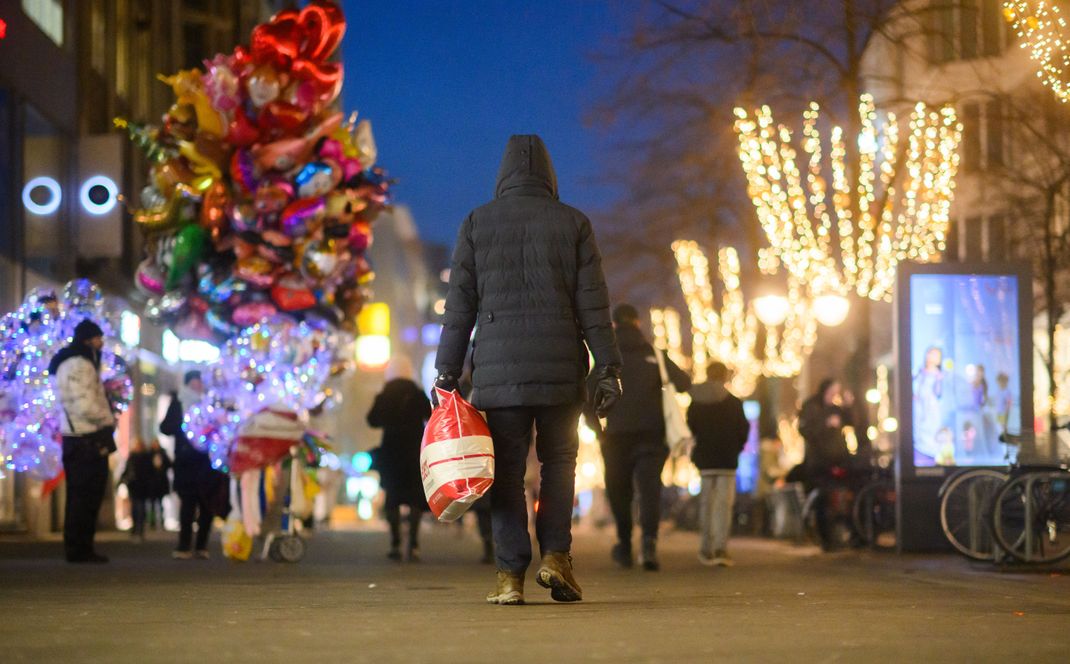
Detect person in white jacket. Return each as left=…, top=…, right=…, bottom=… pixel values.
left=48, top=319, right=116, bottom=563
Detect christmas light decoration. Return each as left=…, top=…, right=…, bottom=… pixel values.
left=734, top=95, right=962, bottom=301
left=668, top=241, right=817, bottom=395
left=649, top=306, right=688, bottom=370
left=1004, top=1, right=1070, bottom=103
left=0, top=281, right=134, bottom=479
left=182, top=318, right=349, bottom=471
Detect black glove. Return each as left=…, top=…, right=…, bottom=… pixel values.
left=592, top=365, right=622, bottom=418
left=431, top=373, right=459, bottom=407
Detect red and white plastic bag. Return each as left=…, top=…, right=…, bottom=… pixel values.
left=420, top=388, right=494, bottom=522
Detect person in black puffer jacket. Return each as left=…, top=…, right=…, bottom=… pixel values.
left=435, top=134, right=623, bottom=605
left=687, top=362, right=750, bottom=567
left=586, top=304, right=690, bottom=571
left=160, top=370, right=227, bottom=559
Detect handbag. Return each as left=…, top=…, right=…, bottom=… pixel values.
left=654, top=348, right=693, bottom=457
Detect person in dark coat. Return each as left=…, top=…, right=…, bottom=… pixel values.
left=586, top=304, right=690, bottom=571
left=435, top=134, right=623, bottom=605
left=687, top=362, right=750, bottom=567
left=119, top=439, right=155, bottom=540
left=160, top=370, right=226, bottom=559
left=50, top=318, right=116, bottom=563
left=147, top=439, right=172, bottom=529
left=367, top=357, right=432, bottom=562
left=797, top=378, right=856, bottom=549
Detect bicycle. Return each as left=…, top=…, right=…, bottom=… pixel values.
left=851, top=465, right=896, bottom=550
left=799, top=466, right=858, bottom=550
left=989, top=427, right=1070, bottom=565
left=939, top=466, right=1008, bottom=561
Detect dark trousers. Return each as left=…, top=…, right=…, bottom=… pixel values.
left=485, top=402, right=581, bottom=574
left=62, top=437, right=110, bottom=561
left=177, top=490, right=215, bottom=552
left=130, top=497, right=147, bottom=537
left=601, top=432, right=668, bottom=546
left=384, top=495, right=423, bottom=550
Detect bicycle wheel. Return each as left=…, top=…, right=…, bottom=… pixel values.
left=992, top=471, right=1070, bottom=564
left=852, top=480, right=896, bottom=550
left=939, top=469, right=1007, bottom=560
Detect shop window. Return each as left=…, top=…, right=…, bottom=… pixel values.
left=20, top=0, right=64, bottom=46
left=964, top=215, right=983, bottom=261
left=961, top=102, right=981, bottom=172
left=929, top=1, right=956, bottom=64
left=986, top=215, right=1006, bottom=262
left=960, top=0, right=979, bottom=59
left=985, top=99, right=1003, bottom=168
left=945, top=218, right=960, bottom=262
left=182, top=22, right=208, bottom=70
left=981, top=0, right=1005, bottom=57
left=927, top=0, right=1005, bottom=64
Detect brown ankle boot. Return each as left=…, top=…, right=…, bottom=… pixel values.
left=536, top=551, right=583, bottom=602
left=486, top=570, right=525, bottom=605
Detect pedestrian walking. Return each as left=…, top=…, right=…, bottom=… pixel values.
left=366, top=357, right=431, bottom=562
left=798, top=378, right=856, bottom=550
left=49, top=319, right=117, bottom=563
left=119, top=439, right=155, bottom=541
left=586, top=303, right=690, bottom=571
left=434, top=134, right=622, bottom=605
left=687, top=362, right=750, bottom=567
left=160, top=370, right=226, bottom=559
left=147, top=439, right=172, bottom=529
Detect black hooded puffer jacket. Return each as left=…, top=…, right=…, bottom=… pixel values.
left=435, top=135, right=622, bottom=410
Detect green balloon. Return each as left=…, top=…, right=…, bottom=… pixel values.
left=166, top=223, right=207, bottom=290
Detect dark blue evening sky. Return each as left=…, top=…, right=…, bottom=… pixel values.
left=341, top=0, right=626, bottom=246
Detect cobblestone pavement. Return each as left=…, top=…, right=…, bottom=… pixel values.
left=2, top=524, right=1068, bottom=663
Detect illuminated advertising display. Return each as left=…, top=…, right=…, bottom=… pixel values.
left=897, top=264, right=1032, bottom=476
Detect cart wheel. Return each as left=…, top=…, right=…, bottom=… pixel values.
left=276, top=535, right=306, bottom=563
left=267, top=538, right=283, bottom=562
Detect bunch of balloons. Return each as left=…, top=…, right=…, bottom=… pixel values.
left=183, top=318, right=348, bottom=472
left=119, top=0, right=387, bottom=341
left=0, top=281, right=134, bottom=480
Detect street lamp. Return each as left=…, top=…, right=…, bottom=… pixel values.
left=753, top=293, right=790, bottom=327
left=813, top=293, right=850, bottom=327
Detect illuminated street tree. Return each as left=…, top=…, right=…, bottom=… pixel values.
left=662, top=240, right=817, bottom=396
left=733, top=95, right=964, bottom=302
left=1003, top=1, right=1070, bottom=103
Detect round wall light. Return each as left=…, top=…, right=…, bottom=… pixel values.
left=22, top=176, right=62, bottom=215
left=79, top=175, right=119, bottom=215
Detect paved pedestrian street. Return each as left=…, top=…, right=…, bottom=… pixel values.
left=2, top=525, right=1068, bottom=663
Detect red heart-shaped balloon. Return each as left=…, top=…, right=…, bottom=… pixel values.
left=251, top=9, right=300, bottom=67
left=297, top=2, right=346, bottom=62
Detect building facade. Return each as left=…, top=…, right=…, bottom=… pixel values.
left=0, top=0, right=281, bottom=531
left=861, top=0, right=1070, bottom=428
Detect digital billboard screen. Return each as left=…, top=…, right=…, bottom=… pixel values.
left=908, top=273, right=1023, bottom=467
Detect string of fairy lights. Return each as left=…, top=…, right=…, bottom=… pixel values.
left=658, top=241, right=817, bottom=395
left=733, top=95, right=962, bottom=302
left=1004, top=1, right=1070, bottom=103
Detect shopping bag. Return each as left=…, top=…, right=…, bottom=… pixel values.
left=420, top=388, right=494, bottom=522
left=221, top=515, right=252, bottom=561
left=655, top=349, right=694, bottom=457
